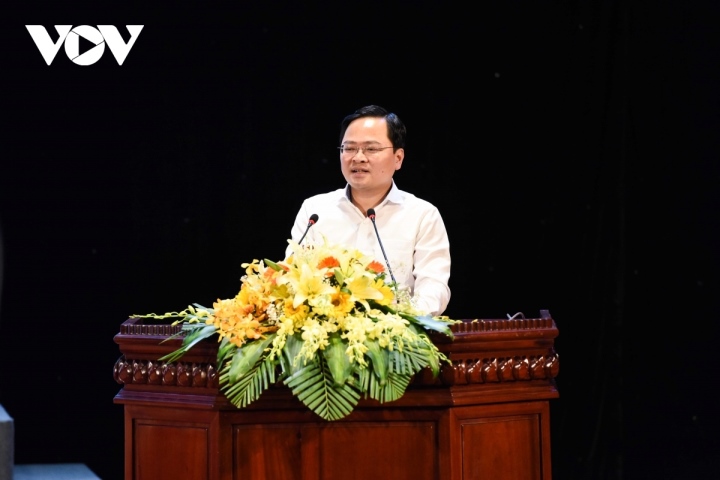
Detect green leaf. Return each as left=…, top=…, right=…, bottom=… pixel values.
left=363, top=339, right=389, bottom=386
left=424, top=345, right=440, bottom=377
left=227, top=334, right=276, bottom=383
left=365, top=368, right=412, bottom=404
left=382, top=372, right=412, bottom=403
left=357, top=367, right=370, bottom=393
left=323, top=333, right=352, bottom=387
left=263, top=258, right=283, bottom=271
left=221, top=358, right=277, bottom=408
left=400, top=312, right=454, bottom=337
left=388, top=340, right=442, bottom=378
left=279, top=332, right=305, bottom=376
left=217, top=336, right=236, bottom=365
left=333, top=268, right=345, bottom=285
left=158, top=324, right=218, bottom=363
left=284, top=358, right=361, bottom=421
left=368, top=300, right=456, bottom=338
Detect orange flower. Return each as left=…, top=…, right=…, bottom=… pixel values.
left=262, top=268, right=277, bottom=281
left=366, top=260, right=385, bottom=274
left=317, top=256, right=340, bottom=270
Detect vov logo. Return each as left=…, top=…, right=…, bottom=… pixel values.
left=25, top=25, right=144, bottom=66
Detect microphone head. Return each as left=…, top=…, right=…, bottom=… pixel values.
left=366, top=208, right=376, bottom=219
left=309, top=213, right=319, bottom=225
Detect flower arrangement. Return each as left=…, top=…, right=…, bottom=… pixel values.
left=134, top=240, right=457, bottom=421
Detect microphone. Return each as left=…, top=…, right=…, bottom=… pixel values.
left=297, top=214, right=319, bottom=245
left=367, top=208, right=396, bottom=284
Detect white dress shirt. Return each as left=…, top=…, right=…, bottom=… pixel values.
left=287, top=182, right=451, bottom=316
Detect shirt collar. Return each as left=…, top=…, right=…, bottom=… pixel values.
left=342, top=181, right=404, bottom=206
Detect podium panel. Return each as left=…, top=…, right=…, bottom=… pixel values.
left=114, top=315, right=560, bottom=480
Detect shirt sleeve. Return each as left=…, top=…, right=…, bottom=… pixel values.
left=410, top=206, right=452, bottom=316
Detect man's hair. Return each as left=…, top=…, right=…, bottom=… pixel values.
left=339, top=105, right=406, bottom=150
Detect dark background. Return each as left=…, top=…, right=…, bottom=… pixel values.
left=1, top=1, right=718, bottom=479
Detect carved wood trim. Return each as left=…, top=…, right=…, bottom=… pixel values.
left=451, top=317, right=555, bottom=333
left=114, top=316, right=559, bottom=391
left=114, top=351, right=559, bottom=389
left=438, top=353, right=560, bottom=385
left=114, top=357, right=219, bottom=388
left=119, top=320, right=182, bottom=336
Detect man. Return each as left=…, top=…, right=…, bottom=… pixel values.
left=287, top=105, right=451, bottom=316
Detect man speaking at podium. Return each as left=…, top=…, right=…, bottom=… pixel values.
left=287, top=105, right=451, bottom=316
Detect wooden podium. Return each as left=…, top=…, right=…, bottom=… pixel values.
left=114, top=313, right=559, bottom=480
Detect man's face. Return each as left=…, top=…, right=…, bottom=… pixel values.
left=340, top=117, right=404, bottom=196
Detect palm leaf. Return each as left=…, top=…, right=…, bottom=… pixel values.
left=366, top=370, right=412, bottom=403
left=389, top=342, right=440, bottom=377
left=221, top=357, right=277, bottom=408
left=364, top=341, right=440, bottom=403
left=284, top=358, right=361, bottom=421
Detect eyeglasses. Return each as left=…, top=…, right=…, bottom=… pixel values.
left=338, top=145, right=394, bottom=157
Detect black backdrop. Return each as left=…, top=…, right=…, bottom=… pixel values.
left=1, top=2, right=718, bottom=479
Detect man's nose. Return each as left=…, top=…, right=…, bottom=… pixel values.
left=354, top=148, right=369, bottom=160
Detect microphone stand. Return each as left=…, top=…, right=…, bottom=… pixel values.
left=367, top=208, right=397, bottom=285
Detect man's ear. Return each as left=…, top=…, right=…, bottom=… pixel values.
left=394, top=148, right=404, bottom=170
